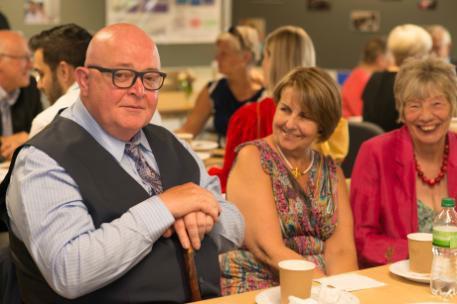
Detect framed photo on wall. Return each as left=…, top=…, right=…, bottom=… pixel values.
left=106, top=0, right=230, bottom=44
left=418, top=0, right=438, bottom=10
left=307, top=0, right=331, bottom=11
left=24, top=0, right=60, bottom=25
left=350, top=10, right=380, bottom=32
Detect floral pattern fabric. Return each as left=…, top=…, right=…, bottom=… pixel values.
left=417, top=200, right=435, bottom=233
left=220, top=139, right=339, bottom=295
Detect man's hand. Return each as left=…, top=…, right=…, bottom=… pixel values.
left=163, top=212, right=215, bottom=249
left=1, top=131, right=28, bottom=160
left=159, top=182, right=221, bottom=221
left=159, top=183, right=220, bottom=249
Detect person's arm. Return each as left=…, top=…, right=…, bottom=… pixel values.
left=350, top=142, right=408, bottom=266
left=177, top=85, right=212, bottom=137
left=226, top=145, right=310, bottom=272
left=1, top=131, right=29, bottom=160
left=175, top=138, right=245, bottom=252
left=324, top=167, right=358, bottom=275
left=7, top=146, right=220, bottom=299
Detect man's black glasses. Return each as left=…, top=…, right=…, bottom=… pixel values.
left=87, top=65, right=167, bottom=91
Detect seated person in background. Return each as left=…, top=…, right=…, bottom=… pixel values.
left=28, top=23, right=92, bottom=137
left=2, top=23, right=244, bottom=303
left=0, top=31, right=42, bottom=160
left=363, top=24, right=432, bottom=132
left=177, top=25, right=264, bottom=138
left=342, top=36, right=389, bottom=118
left=210, top=26, right=348, bottom=191
left=426, top=24, right=455, bottom=64
left=351, top=57, right=457, bottom=268
left=220, top=67, right=358, bottom=295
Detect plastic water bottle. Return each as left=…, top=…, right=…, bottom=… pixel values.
left=430, top=197, right=457, bottom=298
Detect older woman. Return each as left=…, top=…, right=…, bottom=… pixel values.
left=363, top=24, right=432, bottom=131
left=178, top=26, right=264, bottom=137
left=209, top=26, right=348, bottom=191
left=351, top=57, right=457, bottom=268
left=220, top=67, right=358, bottom=295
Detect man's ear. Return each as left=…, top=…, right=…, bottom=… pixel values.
left=75, top=66, right=90, bottom=97
left=56, top=61, right=75, bottom=88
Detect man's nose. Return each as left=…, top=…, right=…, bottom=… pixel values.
left=129, top=77, right=145, bottom=97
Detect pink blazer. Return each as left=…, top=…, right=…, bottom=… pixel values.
left=350, top=126, right=457, bottom=268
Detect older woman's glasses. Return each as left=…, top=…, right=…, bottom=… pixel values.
left=87, top=65, right=167, bottom=91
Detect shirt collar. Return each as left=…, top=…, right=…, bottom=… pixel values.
left=61, top=98, right=151, bottom=162
left=0, top=86, right=19, bottom=106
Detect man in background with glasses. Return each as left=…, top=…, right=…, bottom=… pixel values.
left=0, top=31, right=42, bottom=160
left=1, top=23, right=244, bottom=303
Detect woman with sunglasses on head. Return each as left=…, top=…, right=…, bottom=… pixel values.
left=178, top=26, right=264, bottom=138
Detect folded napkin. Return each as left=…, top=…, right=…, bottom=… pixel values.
left=314, top=273, right=386, bottom=292
left=288, top=295, right=317, bottom=304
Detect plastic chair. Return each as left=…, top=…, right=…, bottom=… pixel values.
left=341, top=121, right=384, bottom=178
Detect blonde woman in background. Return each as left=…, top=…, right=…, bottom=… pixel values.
left=178, top=26, right=264, bottom=138
left=220, top=67, right=358, bottom=294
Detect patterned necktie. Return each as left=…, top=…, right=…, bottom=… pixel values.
left=124, top=138, right=163, bottom=195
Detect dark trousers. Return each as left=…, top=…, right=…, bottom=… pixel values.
left=0, top=246, right=20, bottom=304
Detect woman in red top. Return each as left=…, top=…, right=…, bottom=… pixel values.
left=351, top=57, right=457, bottom=268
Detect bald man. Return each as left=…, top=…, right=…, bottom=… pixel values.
left=1, top=24, right=244, bottom=303
left=0, top=31, right=42, bottom=160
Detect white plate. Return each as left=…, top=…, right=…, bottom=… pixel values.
left=191, top=140, right=218, bottom=151
left=196, top=152, right=210, bottom=160
left=389, top=260, right=430, bottom=283
left=255, top=286, right=359, bottom=304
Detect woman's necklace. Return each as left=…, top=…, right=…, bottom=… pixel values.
left=275, top=143, right=314, bottom=179
left=414, top=138, right=449, bottom=187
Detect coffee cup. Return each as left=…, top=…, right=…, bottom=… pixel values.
left=407, top=232, right=433, bottom=273
left=278, top=259, right=315, bottom=304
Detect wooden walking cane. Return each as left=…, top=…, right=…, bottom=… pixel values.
left=184, top=247, right=202, bottom=301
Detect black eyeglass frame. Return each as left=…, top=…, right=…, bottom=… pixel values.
left=87, top=65, right=167, bottom=91
left=228, top=26, right=247, bottom=51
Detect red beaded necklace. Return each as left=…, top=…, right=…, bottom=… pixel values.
left=414, top=138, right=449, bottom=187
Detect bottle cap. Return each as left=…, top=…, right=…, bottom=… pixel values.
left=441, top=197, right=456, bottom=207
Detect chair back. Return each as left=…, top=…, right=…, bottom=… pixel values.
left=342, top=121, right=384, bottom=178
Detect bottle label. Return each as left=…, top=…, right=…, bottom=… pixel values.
left=433, top=226, right=457, bottom=248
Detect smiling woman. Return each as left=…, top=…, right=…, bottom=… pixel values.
left=220, top=67, right=358, bottom=295
left=351, top=57, right=457, bottom=268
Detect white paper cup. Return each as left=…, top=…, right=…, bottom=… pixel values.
left=407, top=232, right=432, bottom=273
left=279, top=260, right=315, bottom=304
